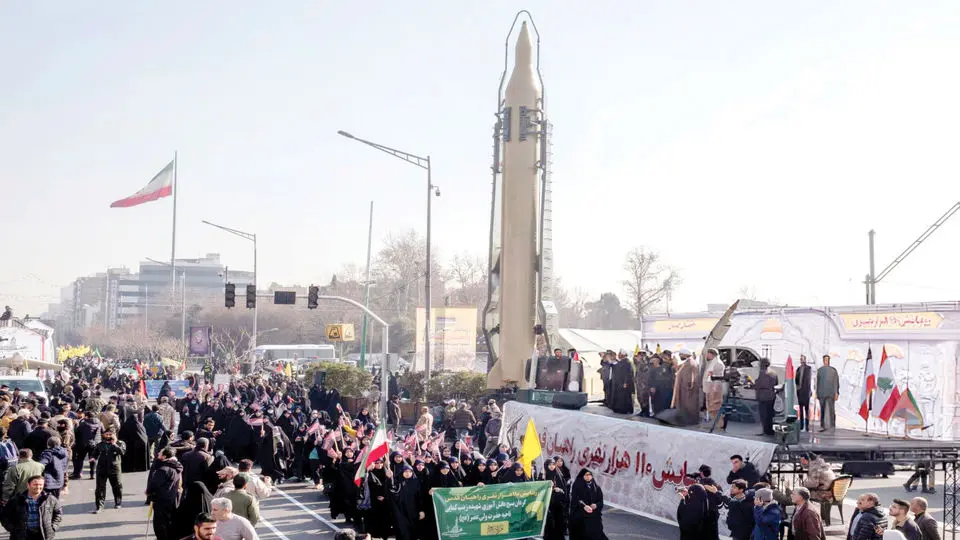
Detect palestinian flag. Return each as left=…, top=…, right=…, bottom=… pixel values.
left=893, top=387, right=924, bottom=427
left=354, top=425, right=389, bottom=487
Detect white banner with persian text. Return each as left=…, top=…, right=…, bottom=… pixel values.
left=500, top=401, right=777, bottom=532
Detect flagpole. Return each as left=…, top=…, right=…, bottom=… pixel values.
left=170, top=151, right=178, bottom=296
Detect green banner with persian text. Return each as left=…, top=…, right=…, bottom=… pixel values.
left=431, top=481, right=552, bottom=540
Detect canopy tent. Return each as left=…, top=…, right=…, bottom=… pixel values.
left=558, top=328, right=644, bottom=396
left=1, top=352, right=63, bottom=371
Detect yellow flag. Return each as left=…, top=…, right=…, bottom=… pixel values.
left=633, top=344, right=641, bottom=357
left=519, top=418, right=542, bottom=478
left=284, top=362, right=293, bottom=378
left=655, top=343, right=662, bottom=354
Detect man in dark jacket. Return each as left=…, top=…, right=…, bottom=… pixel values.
left=71, top=412, right=102, bottom=480
left=754, top=359, right=779, bottom=436
left=91, top=430, right=126, bottom=513
left=39, top=437, right=69, bottom=499
left=146, top=448, right=183, bottom=540
left=708, top=479, right=754, bottom=540
left=727, top=455, right=762, bottom=486
left=910, top=496, right=940, bottom=540
left=387, top=395, right=401, bottom=434
left=143, top=405, right=168, bottom=466
left=847, top=493, right=885, bottom=540
left=795, top=355, right=813, bottom=431
left=2, top=475, right=62, bottom=540
left=452, top=403, right=476, bottom=441
left=23, top=419, right=57, bottom=462
left=181, top=437, right=213, bottom=487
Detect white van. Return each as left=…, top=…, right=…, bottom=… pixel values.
left=0, top=376, right=49, bottom=402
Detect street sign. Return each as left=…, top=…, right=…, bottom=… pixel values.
left=274, top=291, right=296, bottom=305
left=326, top=323, right=356, bottom=342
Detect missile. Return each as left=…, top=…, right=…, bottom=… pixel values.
left=485, top=20, right=543, bottom=388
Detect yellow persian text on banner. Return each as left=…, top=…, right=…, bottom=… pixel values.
left=840, top=312, right=944, bottom=331
left=651, top=318, right=719, bottom=333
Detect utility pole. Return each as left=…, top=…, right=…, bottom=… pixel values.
left=866, top=201, right=960, bottom=305
left=359, top=201, right=374, bottom=370
left=867, top=229, right=876, bottom=304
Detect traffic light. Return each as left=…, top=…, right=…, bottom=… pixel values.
left=224, top=283, right=236, bottom=308
left=246, top=284, right=256, bottom=308
left=308, top=285, right=319, bottom=309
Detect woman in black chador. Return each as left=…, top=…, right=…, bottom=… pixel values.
left=389, top=464, right=422, bottom=540
left=118, top=412, right=148, bottom=472
left=541, top=458, right=569, bottom=540
left=568, top=469, right=608, bottom=540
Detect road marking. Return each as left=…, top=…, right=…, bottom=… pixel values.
left=273, top=486, right=341, bottom=532
left=261, top=518, right=292, bottom=540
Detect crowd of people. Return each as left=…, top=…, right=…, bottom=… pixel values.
left=0, top=355, right=613, bottom=540
left=598, top=348, right=846, bottom=436
left=672, top=452, right=941, bottom=540
left=0, top=351, right=946, bottom=540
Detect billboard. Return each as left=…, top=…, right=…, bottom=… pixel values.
left=415, top=307, right=478, bottom=372
left=189, top=326, right=211, bottom=356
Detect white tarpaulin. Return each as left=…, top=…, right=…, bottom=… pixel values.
left=500, top=401, right=777, bottom=533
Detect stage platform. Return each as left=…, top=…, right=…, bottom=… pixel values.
left=580, top=403, right=960, bottom=461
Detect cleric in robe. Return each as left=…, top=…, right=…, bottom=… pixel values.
left=670, top=348, right=701, bottom=425
left=608, top=349, right=635, bottom=414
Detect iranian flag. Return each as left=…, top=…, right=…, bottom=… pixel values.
left=353, top=424, right=389, bottom=487
left=110, top=160, right=174, bottom=208
left=858, top=347, right=877, bottom=422
left=876, top=346, right=901, bottom=422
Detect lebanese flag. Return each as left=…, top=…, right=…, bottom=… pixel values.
left=110, top=160, right=174, bottom=208
left=858, top=347, right=877, bottom=421
left=354, top=425, right=389, bottom=486
left=876, top=346, right=901, bottom=422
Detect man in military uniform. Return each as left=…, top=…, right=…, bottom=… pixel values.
left=633, top=351, right=651, bottom=417
left=91, top=430, right=126, bottom=513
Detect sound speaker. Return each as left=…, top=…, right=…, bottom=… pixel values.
left=542, top=356, right=573, bottom=391
left=552, top=392, right=588, bottom=410
left=841, top=460, right=895, bottom=478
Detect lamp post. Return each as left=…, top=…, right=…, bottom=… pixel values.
left=202, top=220, right=258, bottom=371
left=337, top=130, right=438, bottom=378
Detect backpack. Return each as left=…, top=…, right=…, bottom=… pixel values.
left=0, top=439, right=18, bottom=467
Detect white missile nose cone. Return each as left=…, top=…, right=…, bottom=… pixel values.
left=515, top=21, right=533, bottom=67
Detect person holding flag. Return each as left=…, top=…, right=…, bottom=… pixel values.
left=518, top=418, right=542, bottom=480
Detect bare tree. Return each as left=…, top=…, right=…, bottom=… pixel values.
left=554, top=279, right=588, bottom=327
left=621, top=247, right=680, bottom=319
left=445, top=253, right=487, bottom=306
left=737, top=285, right=758, bottom=301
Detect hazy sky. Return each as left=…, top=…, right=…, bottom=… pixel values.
left=2, top=1, right=959, bottom=317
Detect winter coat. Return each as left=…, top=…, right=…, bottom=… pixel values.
left=2, top=490, right=62, bottom=540
left=1, top=459, right=45, bottom=503
left=752, top=503, right=782, bottom=540
left=39, top=447, right=69, bottom=490
left=146, top=458, right=183, bottom=508
left=848, top=506, right=886, bottom=540
left=93, top=440, right=126, bottom=476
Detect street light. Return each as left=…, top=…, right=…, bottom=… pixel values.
left=337, top=130, right=439, bottom=378
left=145, top=258, right=187, bottom=344
left=202, top=220, right=258, bottom=371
